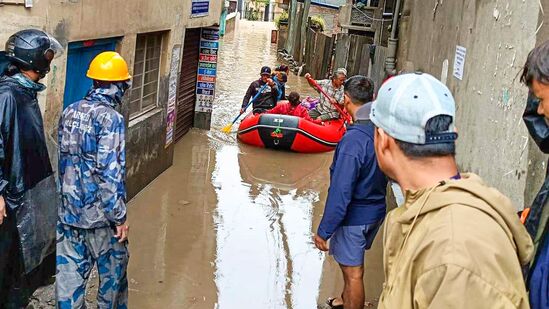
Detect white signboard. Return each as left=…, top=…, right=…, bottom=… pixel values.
left=453, top=45, right=467, bottom=80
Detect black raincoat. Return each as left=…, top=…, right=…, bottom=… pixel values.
left=0, top=73, right=57, bottom=275
left=0, top=76, right=53, bottom=195
left=522, top=93, right=549, bottom=308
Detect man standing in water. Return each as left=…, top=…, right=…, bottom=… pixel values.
left=371, top=73, right=532, bottom=308
left=0, top=29, right=61, bottom=307
left=314, top=76, right=387, bottom=309
left=241, top=66, right=280, bottom=114
left=57, top=51, right=131, bottom=308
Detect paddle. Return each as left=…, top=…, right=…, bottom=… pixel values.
left=221, top=77, right=277, bottom=133
left=306, top=76, right=351, bottom=123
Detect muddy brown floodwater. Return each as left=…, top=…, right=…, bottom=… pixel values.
left=127, top=20, right=385, bottom=308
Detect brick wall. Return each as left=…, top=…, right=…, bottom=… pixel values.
left=309, top=5, right=341, bottom=35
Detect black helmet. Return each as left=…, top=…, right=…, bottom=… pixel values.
left=5, top=29, right=62, bottom=75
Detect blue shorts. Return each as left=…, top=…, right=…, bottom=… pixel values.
left=329, top=220, right=383, bottom=267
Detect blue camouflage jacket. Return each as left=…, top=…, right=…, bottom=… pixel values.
left=58, top=85, right=127, bottom=229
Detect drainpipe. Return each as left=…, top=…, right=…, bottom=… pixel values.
left=385, top=0, right=402, bottom=75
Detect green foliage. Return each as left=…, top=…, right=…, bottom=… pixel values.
left=275, top=11, right=289, bottom=29
left=309, top=15, right=326, bottom=32
left=251, top=0, right=271, bottom=5
left=246, top=9, right=261, bottom=21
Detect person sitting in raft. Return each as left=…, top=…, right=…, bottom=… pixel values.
left=273, top=71, right=288, bottom=101
left=276, top=64, right=290, bottom=75
left=266, top=91, right=321, bottom=123
left=305, top=68, right=347, bottom=121
left=241, top=66, right=280, bottom=114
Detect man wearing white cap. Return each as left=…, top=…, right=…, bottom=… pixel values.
left=370, top=72, right=533, bottom=308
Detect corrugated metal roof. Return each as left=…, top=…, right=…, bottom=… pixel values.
left=311, top=0, right=346, bottom=8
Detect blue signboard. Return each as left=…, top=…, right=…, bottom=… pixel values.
left=198, top=68, right=217, bottom=76
left=191, top=0, right=209, bottom=17
left=197, top=82, right=215, bottom=90
left=201, top=41, right=219, bottom=49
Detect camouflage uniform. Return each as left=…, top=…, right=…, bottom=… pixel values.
left=56, top=83, right=129, bottom=309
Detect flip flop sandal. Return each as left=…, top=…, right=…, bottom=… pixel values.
left=326, top=297, right=344, bottom=309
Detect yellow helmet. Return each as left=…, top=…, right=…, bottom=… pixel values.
left=86, top=51, right=131, bottom=82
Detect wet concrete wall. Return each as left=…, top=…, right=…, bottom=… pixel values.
left=0, top=0, right=223, bottom=199
left=396, top=0, right=546, bottom=209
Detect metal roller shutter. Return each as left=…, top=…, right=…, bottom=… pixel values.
left=175, top=28, right=201, bottom=142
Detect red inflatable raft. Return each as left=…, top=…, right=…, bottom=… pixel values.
left=237, top=113, right=346, bottom=153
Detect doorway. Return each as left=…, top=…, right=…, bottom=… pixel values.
left=63, top=38, right=119, bottom=108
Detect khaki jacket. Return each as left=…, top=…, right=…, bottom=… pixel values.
left=378, top=174, right=534, bottom=309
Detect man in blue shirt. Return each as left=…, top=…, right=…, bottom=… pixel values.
left=314, top=75, right=387, bottom=309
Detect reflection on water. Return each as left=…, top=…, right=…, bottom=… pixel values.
left=211, top=20, right=333, bottom=308
left=213, top=145, right=329, bottom=308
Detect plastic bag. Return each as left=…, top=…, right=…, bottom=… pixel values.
left=301, top=96, right=319, bottom=110
left=13, top=175, right=58, bottom=273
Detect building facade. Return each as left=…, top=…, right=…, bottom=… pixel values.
left=0, top=0, right=223, bottom=198
left=395, top=0, right=548, bottom=209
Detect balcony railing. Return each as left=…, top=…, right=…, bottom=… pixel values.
left=350, top=6, right=377, bottom=28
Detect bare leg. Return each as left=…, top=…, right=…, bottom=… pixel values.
left=340, top=264, right=365, bottom=309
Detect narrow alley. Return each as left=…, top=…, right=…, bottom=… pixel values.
left=126, top=21, right=385, bottom=309
left=2, top=0, right=548, bottom=308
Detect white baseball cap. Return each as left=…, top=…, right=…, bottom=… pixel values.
left=370, top=72, right=457, bottom=144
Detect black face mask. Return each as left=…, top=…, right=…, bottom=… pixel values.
left=523, top=92, right=549, bottom=153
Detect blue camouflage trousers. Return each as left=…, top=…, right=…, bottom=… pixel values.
left=56, top=224, right=129, bottom=309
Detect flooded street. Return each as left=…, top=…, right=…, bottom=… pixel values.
left=127, top=20, right=384, bottom=308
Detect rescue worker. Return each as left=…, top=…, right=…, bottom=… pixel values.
left=0, top=29, right=61, bottom=307
left=305, top=68, right=346, bottom=121
left=273, top=65, right=289, bottom=101
left=521, top=41, right=549, bottom=309
left=371, top=73, right=533, bottom=308
left=56, top=51, right=131, bottom=309
left=275, top=64, right=289, bottom=75
left=274, top=71, right=288, bottom=101
left=241, top=66, right=280, bottom=114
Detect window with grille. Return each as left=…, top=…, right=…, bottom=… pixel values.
left=129, top=32, right=164, bottom=118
